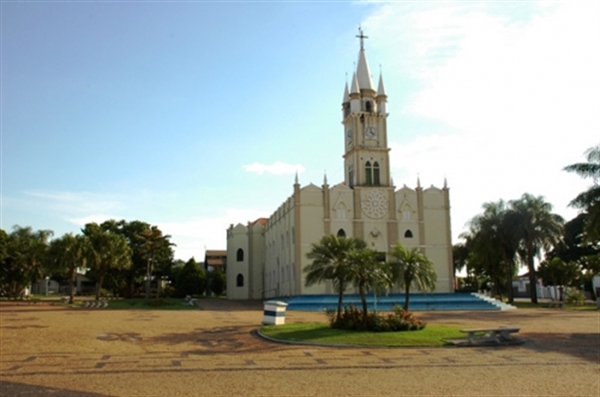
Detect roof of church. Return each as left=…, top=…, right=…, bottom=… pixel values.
left=251, top=218, right=268, bottom=227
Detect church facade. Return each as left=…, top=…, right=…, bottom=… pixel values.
left=226, top=34, right=454, bottom=300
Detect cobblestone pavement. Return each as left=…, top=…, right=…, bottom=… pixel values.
left=0, top=301, right=598, bottom=396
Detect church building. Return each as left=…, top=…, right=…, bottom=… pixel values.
left=226, top=31, right=454, bottom=300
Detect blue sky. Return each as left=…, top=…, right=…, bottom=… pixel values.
left=2, top=1, right=599, bottom=261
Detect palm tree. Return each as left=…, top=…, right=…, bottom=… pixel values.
left=564, top=145, right=600, bottom=243
left=510, top=194, right=564, bottom=304
left=304, top=235, right=362, bottom=322
left=83, top=223, right=132, bottom=300
left=48, top=233, right=89, bottom=304
left=470, top=201, right=521, bottom=302
left=346, top=247, right=391, bottom=326
left=388, top=243, right=437, bottom=310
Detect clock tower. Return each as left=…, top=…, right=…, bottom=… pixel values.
left=342, top=28, right=391, bottom=189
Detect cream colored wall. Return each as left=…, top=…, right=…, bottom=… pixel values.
left=297, top=184, right=327, bottom=296
left=264, top=195, right=296, bottom=299
left=249, top=223, right=265, bottom=299
left=226, top=223, right=250, bottom=300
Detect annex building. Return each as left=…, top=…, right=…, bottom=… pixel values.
left=226, top=32, right=454, bottom=300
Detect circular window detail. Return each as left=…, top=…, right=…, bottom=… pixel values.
left=362, top=190, right=388, bottom=219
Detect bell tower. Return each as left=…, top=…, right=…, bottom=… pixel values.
left=342, top=28, right=391, bottom=189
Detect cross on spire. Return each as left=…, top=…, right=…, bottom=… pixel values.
left=356, top=26, right=368, bottom=50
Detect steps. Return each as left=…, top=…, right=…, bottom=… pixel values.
left=278, top=293, right=514, bottom=312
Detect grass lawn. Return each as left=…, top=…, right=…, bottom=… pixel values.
left=260, top=322, right=464, bottom=347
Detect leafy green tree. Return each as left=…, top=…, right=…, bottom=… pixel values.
left=82, top=223, right=132, bottom=300
left=388, top=243, right=437, bottom=310
left=47, top=233, right=89, bottom=303
left=304, top=235, right=362, bottom=322
left=136, top=226, right=176, bottom=300
left=0, top=226, right=53, bottom=299
left=564, top=145, right=600, bottom=243
left=510, top=194, right=564, bottom=304
left=209, top=267, right=226, bottom=296
left=346, top=247, right=391, bottom=326
left=176, top=257, right=206, bottom=297
left=98, top=220, right=175, bottom=298
left=538, top=257, right=581, bottom=301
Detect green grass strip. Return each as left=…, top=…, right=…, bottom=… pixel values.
left=260, top=322, right=464, bottom=347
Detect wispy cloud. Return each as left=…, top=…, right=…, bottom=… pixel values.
left=243, top=161, right=306, bottom=176
left=365, top=2, right=599, bottom=239
left=157, top=208, right=269, bottom=261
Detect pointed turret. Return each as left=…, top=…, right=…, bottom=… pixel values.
left=349, top=72, right=361, bottom=113
left=376, top=72, right=387, bottom=115
left=342, top=81, right=350, bottom=119
left=342, top=82, right=350, bottom=104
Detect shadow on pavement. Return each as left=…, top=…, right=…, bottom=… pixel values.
left=0, top=381, right=114, bottom=397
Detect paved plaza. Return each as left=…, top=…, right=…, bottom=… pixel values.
left=0, top=299, right=598, bottom=396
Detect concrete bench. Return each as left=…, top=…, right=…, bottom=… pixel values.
left=460, top=326, right=520, bottom=344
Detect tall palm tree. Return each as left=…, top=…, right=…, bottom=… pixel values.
left=564, top=145, right=600, bottom=243
left=48, top=233, right=89, bottom=304
left=346, top=247, right=391, bottom=326
left=510, top=194, right=564, bottom=304
left=304, top=235, right=362, bottom=321
left=470, top=201, right=521, bottom=302
left=388, top=243, right=437, bottom=310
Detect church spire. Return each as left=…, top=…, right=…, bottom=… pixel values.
left=354, top=27, right=375, bottom=92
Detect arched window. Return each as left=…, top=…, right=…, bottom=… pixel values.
left=404, top=230, right=413, bottom=238
left=373, top=162, right=380, bottom=186
left=236, top=274, right=244, bottom=287
left=365, top=101, right=372, bottom=112
left=236, top=248, right=244, bottom=262
left=365, top=161, right=373, bottom=185
left=337, top=229, right=346, bottom=238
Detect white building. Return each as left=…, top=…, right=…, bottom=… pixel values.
left=227, top=31, right=454, bottom=300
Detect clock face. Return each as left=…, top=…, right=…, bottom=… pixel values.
left=365, top=125, right=377, bottom=139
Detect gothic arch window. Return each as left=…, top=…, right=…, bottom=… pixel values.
left=365, top=161, right=373, bottom=185
left=365, top=101, right=372, bottom=112
left=404, top=230, right=413, bottom=238
left=236, top=274, right=244, bottom=287
left=373, top=162, right=381, bottom=186
left=337, top=229, right=346, bottom=238
left=236, top=248, right=244, bottom=262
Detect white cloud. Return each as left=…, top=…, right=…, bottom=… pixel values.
left=157, top=208, right=269, bottom=261
left=365, top=2, right=600, bottom=240
left=243, top=161, right=306, bottom=176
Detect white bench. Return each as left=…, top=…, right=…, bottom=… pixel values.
left=460, top=326, right=520, bottom=344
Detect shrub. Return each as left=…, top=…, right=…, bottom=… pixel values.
left=327, top=304, right=426, bottom=332
left=565, top=288, right=585, bottom=305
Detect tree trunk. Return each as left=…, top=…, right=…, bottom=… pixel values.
left=404, top=285, right=410, bottom=311
left=505, top=258, right=514, bottom=303
left=69, top=262, right=75, bottom=304
left=359, top=285, right=368, bottom=327
left=336, top=288, right=344, bottom=322
left=96, top=273, right=105, bottom=301
left=527, top=246, right=538, bottom=304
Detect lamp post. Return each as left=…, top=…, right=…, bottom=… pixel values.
left=45, top=276, right=50, bottom=296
